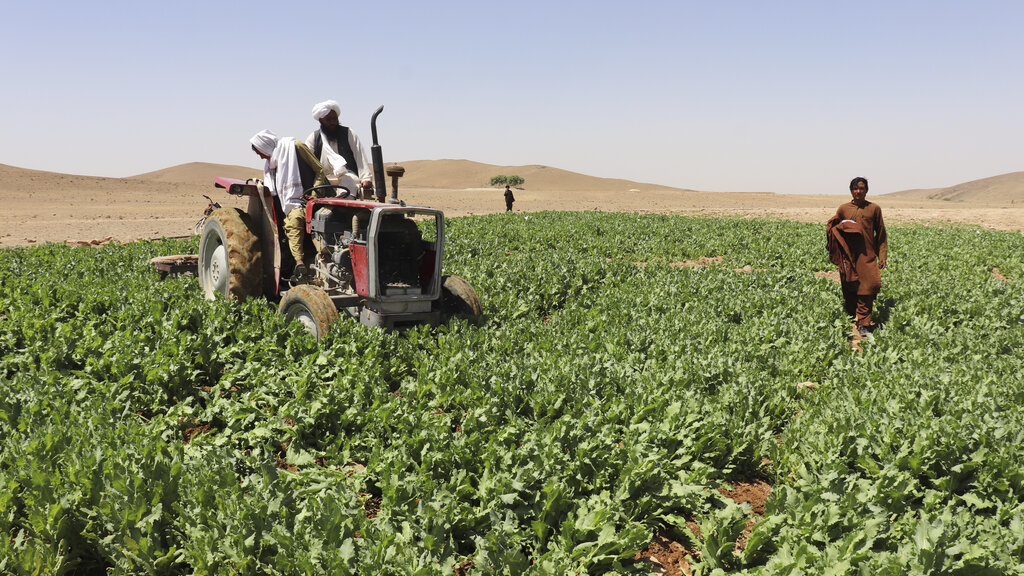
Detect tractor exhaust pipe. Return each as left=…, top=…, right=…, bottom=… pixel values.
left=370, top=105, right=387, bottom=203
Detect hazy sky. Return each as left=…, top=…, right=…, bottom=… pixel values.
left=2, top=1, right=1022, bottom=195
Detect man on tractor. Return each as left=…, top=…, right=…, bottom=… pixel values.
left=249, top=129, right=327, bottom=279
left=195, top=107, right=483, bottom=336
left=305, top=100, right=374, bottom=199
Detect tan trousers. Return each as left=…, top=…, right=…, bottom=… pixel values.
left=283, top=207, right=306, bottom=263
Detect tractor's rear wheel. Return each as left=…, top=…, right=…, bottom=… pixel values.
left=278, top=285, right=339, bottom=340
left=198, top=209, right=263, bottom=300
left=438, top=275, right=483, bottom=320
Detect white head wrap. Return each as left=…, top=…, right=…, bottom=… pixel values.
left=312, top=100, right=341, bottom=121
left=249, top=130, right=278, bottom=156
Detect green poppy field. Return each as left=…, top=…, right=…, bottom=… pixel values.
left=2, top=212, right=1023, bottom=575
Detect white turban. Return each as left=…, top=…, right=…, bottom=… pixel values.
left=312, top=100, right=341, bottom=121
left=249, top=129, right=278, bottom=156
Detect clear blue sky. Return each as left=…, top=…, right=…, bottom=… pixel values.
left=2, top=0, right=1022, bottom=194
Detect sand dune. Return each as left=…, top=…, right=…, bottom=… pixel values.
left=884, top=171, right=1024, bottom=205
left=129, top=162, right=262, bottom=187
left=395, top=159, right=688, bottom=193
left=1, top=161, right=1022, bottom=247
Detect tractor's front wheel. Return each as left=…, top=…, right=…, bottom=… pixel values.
left=438, top=275, right=483, bottom=320
left=198, top=208, right=263, bottom=300
left=278, top=285, right=339, bottom=340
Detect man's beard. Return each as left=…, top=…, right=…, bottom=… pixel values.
left=320, top=124, right=342, bottom=139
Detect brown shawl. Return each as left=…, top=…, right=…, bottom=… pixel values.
left=827, top=216, right=882, bottom=295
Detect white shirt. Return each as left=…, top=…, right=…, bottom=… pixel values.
left=304, top=128, right=372, bottom=194
left=264, top=138, right=305, bottom=213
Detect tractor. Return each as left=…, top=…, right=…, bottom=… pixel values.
left=196, top=106, right=481, bottom=338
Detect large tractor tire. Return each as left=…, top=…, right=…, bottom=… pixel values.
left=198, top=208, right=263, bottom=300
left=438, top=275, right=483, bottom=320
left=278, top=285, right=339, bottom=340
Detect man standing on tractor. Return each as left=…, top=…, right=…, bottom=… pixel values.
left=249, top=129, right=327, bottom=278
left=305, top=100, right=374, bottom=199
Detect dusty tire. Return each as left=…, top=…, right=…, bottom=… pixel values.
left=439, top=275, right=482, bottom=319
left=278, top=285, right=339, bottom=340
left=198, top=209, right=262, bottom=300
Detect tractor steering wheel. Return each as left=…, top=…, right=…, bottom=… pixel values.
left=304, top=184, right=356, bottom=200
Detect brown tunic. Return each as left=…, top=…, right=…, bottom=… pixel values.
left=835, top=200, right=887, bottom=264
left=827, top=200, right=887, bottom=296
left=827, top=219, right=880, bottom=295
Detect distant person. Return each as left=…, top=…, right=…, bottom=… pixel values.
left=250, top=129, right=327, bottom=278
left=826, top=176, right=888, bottom=336
left=305, top=100, right=374, bottom=200
left=504, top=185, right=515, bottom=212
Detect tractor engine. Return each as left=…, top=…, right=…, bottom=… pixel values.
left=309, top=206, right=427, bottom=295
left=309, top=206, right=364, bottom=292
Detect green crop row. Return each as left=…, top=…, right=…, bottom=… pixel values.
left=1, top=212, right=1023, bottom=574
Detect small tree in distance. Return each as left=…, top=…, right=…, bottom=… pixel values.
left=491, top=174, right=524, bottom=188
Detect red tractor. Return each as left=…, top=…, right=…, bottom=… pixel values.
left=196, top=106, right=481, bottom=338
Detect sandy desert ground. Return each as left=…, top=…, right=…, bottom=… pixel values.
left=1, top=160, right=1022, bottom=248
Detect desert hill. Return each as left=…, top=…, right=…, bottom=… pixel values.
left=3, top=160, right=1024, bottom=247
left=1, top=159, right=677, bottom=195
left=885, top=171, right=1024, bottom=205
left=129, top=162, right=262, bottom=187
left=0, top=162, right=261, bottom=196
left=128, top=160, right=685, bottom=194
left=8, top=160, right=1023, bottom=205
left=0, top=163, right=135, bottom=195
left=394, top=159, right=688, bottom=193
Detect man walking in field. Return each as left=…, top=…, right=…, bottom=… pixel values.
left=827, top=176, right=888, bottom=336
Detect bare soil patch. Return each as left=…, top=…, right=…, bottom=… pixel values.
left=636, top=534, right=699, bottom=576
left=636, top=479, right=773, bottom=575
left=671, top=256, right=724, bottom=268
